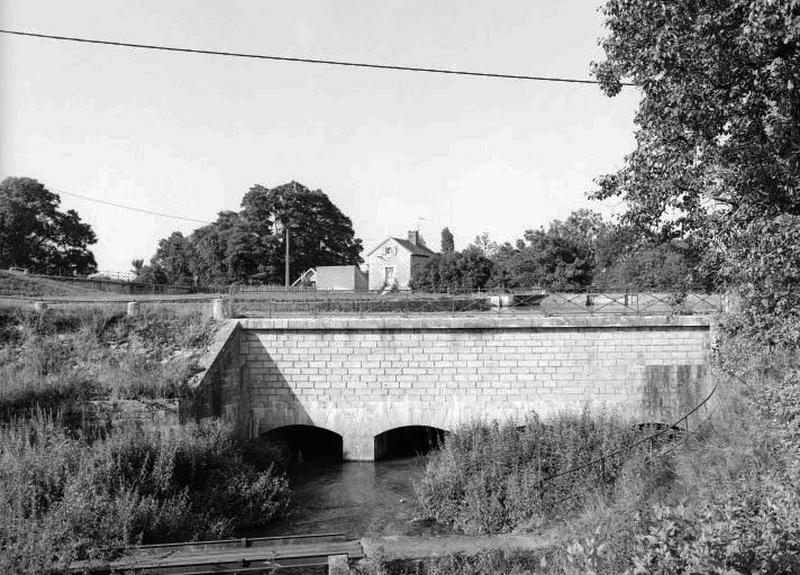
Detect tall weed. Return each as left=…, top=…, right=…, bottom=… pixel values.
left=416, top=410, right=642, bottom=534
left=0, top=416, right=290, bottom=573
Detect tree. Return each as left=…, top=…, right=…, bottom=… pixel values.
left=238, top=182, right=362, bottom=283
left=0, top=177, right=97, bottom=274
left=148, top=181, right=363, bottom=285
left=149, top=232, right=196, bottom=285
left=440, top=227, right=455, bottom=255
left=511, top=210, right=609, bottom=289
left=592, top=0, right=800, bottom=285
left=130, top=259, right=145, bottom=277
left=470, top=232, right=499, bottom=258
left=410, top=247, right=496, bottom=292
left=597, top=241, right=696, bottom=290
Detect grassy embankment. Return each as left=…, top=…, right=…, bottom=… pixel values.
left=359, top=312, right=800, bottom=574
left=0, top=305, right=212, bottom=415
left=0, top=270, right=97, bottom=299
left=0, top=306, right=291, bottom=574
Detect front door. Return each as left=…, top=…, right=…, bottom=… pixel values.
left=384, top=266, right=395, bottom=285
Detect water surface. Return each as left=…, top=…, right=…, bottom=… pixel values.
left=250, top=456, right=448, bottom=539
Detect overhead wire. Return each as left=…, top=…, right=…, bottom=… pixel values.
left=54, top=188, right=214, bottom=224
left=0, top=28, right=638, bottom=87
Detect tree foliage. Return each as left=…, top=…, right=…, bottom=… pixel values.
left=486, top=210, right=613, bottom=290
left=0, top=177, right=97, bottom=275
left=411, top=211, right=698, bottom=292
left=150, top=232, right=197, bottom=285
left=139, top=182, right=362, bottom=285
left=592, top=0, right=800, bottom=317
left=440, top=227, right=455, bottom=255
left=518, top=210, right=608, bottom=288
left=593, top=0, right=800, bottom=230
left=240, top=182, right=363, bottom=279
left=411, top=247, right=496, bottom=292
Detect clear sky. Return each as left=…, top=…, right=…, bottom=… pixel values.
left=0, top=0, right=639, bottom=272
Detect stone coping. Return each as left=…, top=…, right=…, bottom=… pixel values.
left=237, top=314, right=711, bottom=331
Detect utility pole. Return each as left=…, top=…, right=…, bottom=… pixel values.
left=284, top=224, right=290, bottom=288
left=284, top=181, right=297, bottom=289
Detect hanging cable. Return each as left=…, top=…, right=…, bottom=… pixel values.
left=0, top=28, right=638, bottom=87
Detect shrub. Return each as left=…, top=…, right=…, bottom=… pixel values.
left=0, top=416, right=290, bottom=573
left=415, top=410, right=643, bottom=534
left=540, top=316, right=800, bottom=574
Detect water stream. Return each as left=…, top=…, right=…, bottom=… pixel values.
left=250, top=456, right=448, bottom=540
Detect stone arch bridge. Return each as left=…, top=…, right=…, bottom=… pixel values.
left=185, top=315, right=712, bottom=461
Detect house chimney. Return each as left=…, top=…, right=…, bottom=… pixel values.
left=408, top=230, right=419, bottom=246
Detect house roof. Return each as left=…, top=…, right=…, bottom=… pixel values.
left=392, top=238, right=437, bottom=256
left=366, top=237, right=438, bottom=257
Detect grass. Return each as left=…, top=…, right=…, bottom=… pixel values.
left=0, top=415, right=291, bottom=574
left=0, top=270, right=99, bottom=298
left=0, top=305, right=217, bottom=419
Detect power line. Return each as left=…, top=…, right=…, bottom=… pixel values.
left=55, top=188, right=213, bottom=224
left=0, top=28, right=637, bottom=87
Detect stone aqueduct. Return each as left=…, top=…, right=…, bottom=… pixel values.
left=185, top=315, right=713, bottom=461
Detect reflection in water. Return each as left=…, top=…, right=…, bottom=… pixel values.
left=250, top=457, right=447, bottom=539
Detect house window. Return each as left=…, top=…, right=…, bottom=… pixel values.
left=383, top=246, right=395, bottom=256
left=384, top=267, right=395, bottom=283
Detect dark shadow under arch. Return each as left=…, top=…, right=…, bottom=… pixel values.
left=263, top=425, right=343, bottom=463
left=374, top=425, right=448, bottom=461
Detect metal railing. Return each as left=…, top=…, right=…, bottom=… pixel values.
left=540, top=287, right=725, bottom=317
left=232, top=287, right=726, bottom=317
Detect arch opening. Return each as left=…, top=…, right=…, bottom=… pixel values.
left=263, top=425, right=343, bottom=464
left=374, top=425, right=448, bottom=461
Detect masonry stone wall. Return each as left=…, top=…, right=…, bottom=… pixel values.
left=76, top=399, right=181, bottom=435
left=184, top=321, right=249, bottom=433
left=232, top=315, right=712, bottom=460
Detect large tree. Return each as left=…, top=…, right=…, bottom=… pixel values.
left=145, top=181, right=362, bottom=285
left=593, top=0, right=800, bottom=329
left=149, top=232, right=196, bottom=285
left=239, top=182, right=363, bottom=282
left=0, top=177, right=97, bottom=275
left=514, top=210, right=609, bottom=289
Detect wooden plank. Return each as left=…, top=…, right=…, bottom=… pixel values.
left=135, top=532, right=347, bottom=554
left=65, top=539, right=364, bottom=574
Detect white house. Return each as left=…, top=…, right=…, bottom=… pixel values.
left=366, top=231, right=437, bottom=291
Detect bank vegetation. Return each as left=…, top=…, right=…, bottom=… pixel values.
left=0, top=307, right=292, bottom=574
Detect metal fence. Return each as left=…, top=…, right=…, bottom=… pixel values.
left=233, top=287, right=727, bottom=317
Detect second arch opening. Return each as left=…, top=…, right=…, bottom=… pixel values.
left=374, top=425, right=447, bottom=460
